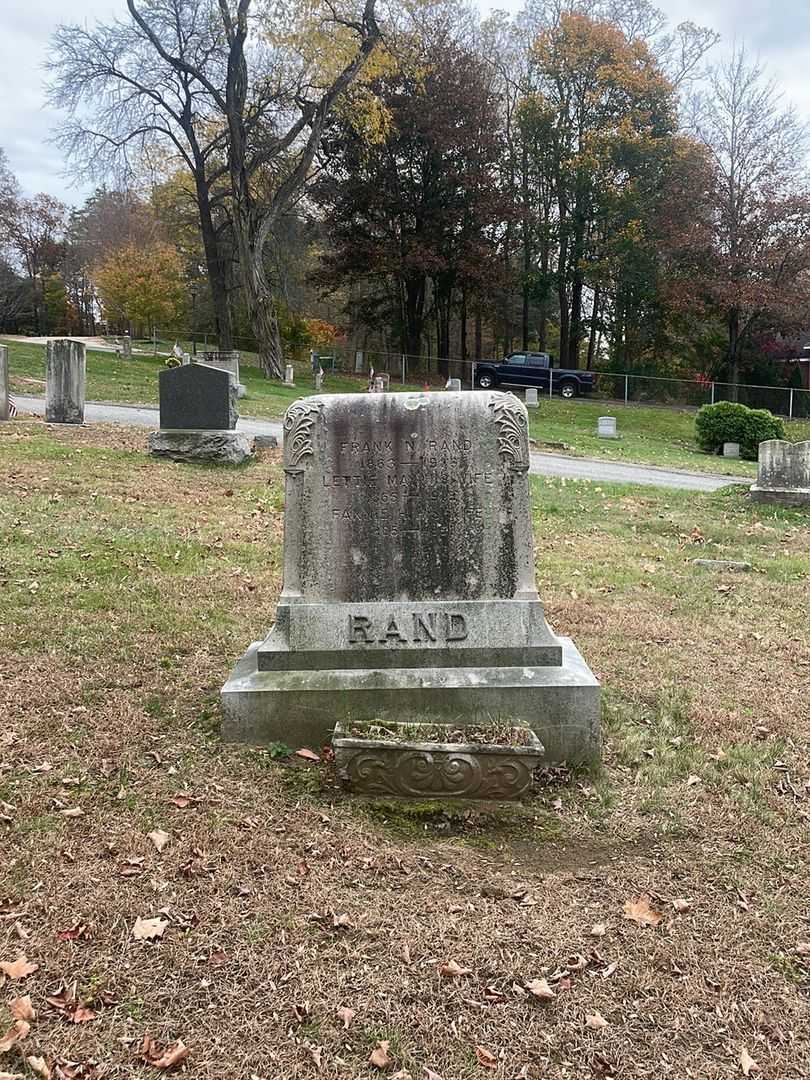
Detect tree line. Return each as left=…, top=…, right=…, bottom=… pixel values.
left=2, top=0, right=810, bottom=389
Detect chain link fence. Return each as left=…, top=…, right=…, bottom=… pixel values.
left=144, top=328, right=810, bottom=419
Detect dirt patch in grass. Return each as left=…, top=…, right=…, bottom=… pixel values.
left=1, top=423, right=809, bottom=1078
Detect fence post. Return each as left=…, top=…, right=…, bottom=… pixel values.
left=789, top=388, right=794, bottom=420
left=711, top=382, right=715, bottom=405
left=471, top=361, right=476, bottom=389
left=401, top=354, right=406, bottom=385
left=624, top=374, right=629, bottom=405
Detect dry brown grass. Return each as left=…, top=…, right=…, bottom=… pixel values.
left=1, top=420, right=809, bottom=1079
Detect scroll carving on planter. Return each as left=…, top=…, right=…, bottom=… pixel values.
left=488, top=393, right=529, bottom=473
left=343, top=748, right=534, bottom=800
left=283, top=399, right=324, bottom=473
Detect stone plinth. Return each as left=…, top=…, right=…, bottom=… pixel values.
left=222, top=390, right=601, bottom=766
left=45, top=340, right=85, bottom=424
left=0, top=344, right=8, bottom=421
left=149, top=429, right=254, bottom=464
left=750, top=440, right=810, bottom=507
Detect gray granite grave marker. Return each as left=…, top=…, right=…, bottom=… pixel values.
left=750, top=440, right=810, bottom=506
left=525, top=387, right=538, bottom=408
left=45, top=340, right=85, bottom=424
left=149, top=363, right=252, bottom=463
left=222, top=390, right=601, bottom=764
left=597, top=416, right=617, bottom=438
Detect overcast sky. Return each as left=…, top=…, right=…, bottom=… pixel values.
left=2, top=0, right=809, bottom=204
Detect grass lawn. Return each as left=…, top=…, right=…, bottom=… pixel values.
left=2, top=419, right=809, bottom=1078
left=6, top=337, right=810, bottom=478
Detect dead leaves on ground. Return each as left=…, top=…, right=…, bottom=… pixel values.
left=438, top=960, right=472, bottom=978
left=131, top=916, right=169, bottom=942
left=369, top=1041, right=392, bottom=1069
left=140, top=1034, right=189, bottom=1071
left=623, top=895, right=663, bottom=927
left=0, top=956, right=39, bottom=982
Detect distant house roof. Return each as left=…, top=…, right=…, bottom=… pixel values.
left=769, top=331, right=810, bottom=361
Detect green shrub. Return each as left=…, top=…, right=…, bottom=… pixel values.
left=695, top=401, right=785, bottom=460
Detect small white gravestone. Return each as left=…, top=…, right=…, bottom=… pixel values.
left=122, top=335, right=132, bottom=359
left=0, top=344, right=9, bottom=421
left=354, top=350, right=365, bottom=373
left=372, top=376, right=386, bottom=393
left=723, top=442, right=740, bottom=458
left=525, top=387, right=539, bottom=408
left=314, top=368, right=325, bottom=391
left=284, top=364, right=295, bottom=386
left=446, top=377, right=462, bottom=391
left=597, top=416, right=617, bottom=438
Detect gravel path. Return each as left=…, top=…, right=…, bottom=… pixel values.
left=12, top=394, right=748, bottom=492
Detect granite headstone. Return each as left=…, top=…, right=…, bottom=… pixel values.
left=158, top=363, right=237, bottom=430
left=222, top=390, right=600, bottom=764
left=45, top=340, right=85, bottom=424
left=750, top=440, right=810, bottom=507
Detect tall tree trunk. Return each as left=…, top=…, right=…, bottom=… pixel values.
left=193, top=169, right=233, bottom=351
left=587, top=283, right=600, bottom=370
left=460, top=286, right=467, bottom=363
left=521, top=141, right=530, bottom=351
left=474, top=305, right=482, bottom=360
left=728, top=307, right=740, bottom=402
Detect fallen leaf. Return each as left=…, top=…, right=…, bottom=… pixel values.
left=390, top=1072, right=413, bottom=1080
left=0, top=1020, right=30, bottom=1054
left=147, top=830, right=170, bottom=853
left=739, top=1048, right=759, bottom=1075
left=9, top=997, right=35, bottom=1022
left=0, top=1070, right=25, bottom=1079
left=438, top=960, right=472, bottom=978
left=590, top=922, right=606, bottom=938
left=0, top=956, right=39, bottom=981
left=336, top=1006, right=355, bottom=1030
left=131, top=917, right=168, bottom=941
left=672, top=898, right=691, bottom=914
left=623, top=895, right=663, bottom=927
left=306, top=1045, right=323, bottom=1070
left=58, top=808, right=85, bottom=819
left=796, top=942, right=810, bottom=956
left=586, top=1012, right=609, bottom=1030
left=370, top=1040, right=391, bottom=1069
left=295, top=748, right=320, bottom=762
left=56, top=922, right=90, bottom=942
left=475, top=1046, right=497, bottom=1070
left=26, top=1060, right=51, bottom=1080
left=140, top=1034, right=189, bottom=1070
left=525, top=978, right=555, bottom=1001
left=424, top=1070, right=444, bottom=1080
left=168, top=793, right=196, bottom=809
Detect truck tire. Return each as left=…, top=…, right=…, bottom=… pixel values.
left=476, top=372, right=496, bottom=389
left=560, top=379, right=578, bottom=399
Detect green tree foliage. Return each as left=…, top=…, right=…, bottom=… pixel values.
left=695, top=401, right=785, bottom=459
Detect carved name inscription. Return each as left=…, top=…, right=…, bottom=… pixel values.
left=348, top=612, right=468, bottom=645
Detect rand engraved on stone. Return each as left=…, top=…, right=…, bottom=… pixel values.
left=488, top=392, right=529, bottom=472
left=283, top=399, right=324, bottom=473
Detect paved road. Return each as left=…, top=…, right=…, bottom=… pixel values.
left=12, top=395, right=748, bottom=492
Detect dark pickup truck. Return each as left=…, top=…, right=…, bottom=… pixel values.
left=475, top=352, right=596, bottom=399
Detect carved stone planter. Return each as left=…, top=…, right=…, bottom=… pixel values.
left=332, top=721, right=544, bottom=801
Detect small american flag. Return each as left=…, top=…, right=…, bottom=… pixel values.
left=8, top=397, right=17, bottom=418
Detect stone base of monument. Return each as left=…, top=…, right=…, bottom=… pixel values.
left=332, top=720, right=544, bottom=801
left=221, top=635, right=600, bottom=767
left=749, top=484, right=810, bottom=507
left=149, top=429, right=254, bottom=464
